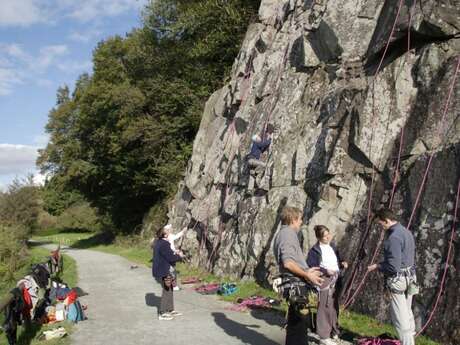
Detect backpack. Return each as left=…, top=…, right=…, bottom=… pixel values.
left=357, top=338, right=401, bottom=345
left=31, top=263, right=50, bottom=289
left=217, top=283, right=238, bottom=296
left=67, top=300, right=85, bottom=323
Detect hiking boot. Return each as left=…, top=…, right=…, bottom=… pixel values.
left=332, top=334, right=339, bottom=340
left=169, top=310, right=183, bottom=316
left=319, top=338, right=336, bottom=345
left=158, top=313, right=174, bottom=320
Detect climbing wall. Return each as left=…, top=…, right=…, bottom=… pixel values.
left=166, top=1, right=460, bottom=343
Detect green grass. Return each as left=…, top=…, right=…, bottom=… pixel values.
left=32, top=229, right=152, bottom=267
left=339, top=310, right=438, bottom=345
left=0, top=246, right=78, bottom=345
left=31, top=229, right=440, bottom=345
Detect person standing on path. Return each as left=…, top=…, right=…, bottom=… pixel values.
left=307, top=225, right=348, bottom=345
left=368, top=209, right=417, bottom=345
left=152, top=226, right=184, bottom=321
left=273, top=206, right=324, bottom=345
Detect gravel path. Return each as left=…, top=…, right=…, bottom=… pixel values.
left=46, top=244, right=353, bottom=345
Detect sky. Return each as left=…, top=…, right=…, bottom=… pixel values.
left=0, top=0, right=148, bottom=191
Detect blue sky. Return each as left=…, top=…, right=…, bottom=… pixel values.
left=0, top=0, right=148, bottom=190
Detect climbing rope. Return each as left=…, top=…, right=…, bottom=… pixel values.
left=207, top=6, right=296, bottom=268
left=416, top=179, right=460, bottom=337
left=344, top=54, right=460, bottom=308
left=406, top=56, right=460, bottom=230
left=342, top=0, right=406, bottom=305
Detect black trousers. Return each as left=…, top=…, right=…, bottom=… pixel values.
left=159, top=275, right=174, bottom=314
left=285, top=304, right=308, bottom=345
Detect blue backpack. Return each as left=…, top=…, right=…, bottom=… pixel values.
left=67, top=300, right=85, bottom=322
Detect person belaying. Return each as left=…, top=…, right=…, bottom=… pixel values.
left=367, top=209, right=418, bottom=345
left=152, top=226, right=184, bottom=321
left=247, top=124, right=274, bottom=191
left=273, top=206, right=323, bottom=345
left=307, top=225, right=348, bottom=345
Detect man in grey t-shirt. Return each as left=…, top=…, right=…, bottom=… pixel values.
left=273, top=206, right=323, bottom=345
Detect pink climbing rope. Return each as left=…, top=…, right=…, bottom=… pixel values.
left=407, top=56, right=460, bottom=230
left=345, top=55, right=460, bottom=308
left=342, top=0, right=405, bottom=305
left=416, top=179, right=460, bottom=336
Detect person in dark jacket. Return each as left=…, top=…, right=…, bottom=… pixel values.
left=307, top=225, right=348, bottom=345
left=152, top=226, right=183, bottom=320
left=368, top=209, right=417, bottom=345
left=247, top=125, right=274, bottom=191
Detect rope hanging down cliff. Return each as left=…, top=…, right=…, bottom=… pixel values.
left=344, top=53, right=460, bottom=310
left=342, top=0, right=407, bottom=306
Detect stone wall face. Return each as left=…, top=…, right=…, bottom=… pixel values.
left=167, top=1, right=460, bottom=342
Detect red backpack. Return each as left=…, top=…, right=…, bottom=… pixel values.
left=357, top=338, right=401, bottom=345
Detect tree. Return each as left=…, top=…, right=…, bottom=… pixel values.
left=37, top=0, right=261, bottom=232
left=0, top=176, right=41, bottom=234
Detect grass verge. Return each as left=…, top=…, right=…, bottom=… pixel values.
left=0, top=246, right=78, bottom=345
left=32, top=229, right=439, bottom=345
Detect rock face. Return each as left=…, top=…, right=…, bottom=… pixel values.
left=167, top=0, right=460, bottom=343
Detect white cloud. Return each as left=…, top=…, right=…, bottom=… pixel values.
left=0, top=0, right=146, bottom=27
left=36, top=78, right=54, bottom=88
left=68, top=29, right=103, bottom=43
left=33, top=134, right=50, bottom=147
left=0, top=67, right=23, bottom=95
left=0, top=143, right=39, bottom=175
left=57, top=60, right=92, bottom=74
left=0, top=43, right=74, bottom=95
left=33, top=172, right=47, bottom=186
left=63, top=0, right=146, bottom=22
left=35, top=45, right=69, bottom=71
left=0, top=141, right=49, bottom=189
left=0, top=0, right=46, bottom=27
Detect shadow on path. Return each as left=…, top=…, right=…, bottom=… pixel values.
left=212, top=312, right=279, bottom=345
left=250, top=309, right=285, bottom=328
left=145, top=293, right=161, bottom=310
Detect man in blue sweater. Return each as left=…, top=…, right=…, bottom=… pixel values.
left=368, top=209, right=417, bottom=345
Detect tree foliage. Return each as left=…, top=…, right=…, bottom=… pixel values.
left=0, top=177, right=38, bottom=283
left=38, top=0, right=260, bottom=232
left=0, top=176, right=41, bottom=233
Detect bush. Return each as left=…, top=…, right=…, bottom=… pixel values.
left=56, top=202, right=104, bottom=232
left=0, top=224, right=28, bottom=284
left=0, top=176, right=41, bottom=234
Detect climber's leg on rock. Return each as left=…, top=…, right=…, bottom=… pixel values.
left=247, top=158, right=266, bottom=190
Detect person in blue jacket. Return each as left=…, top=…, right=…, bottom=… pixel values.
left=368, top=208, right=417, bottom=345
left=247, top=127, right=273, bottom=190
left=152, top=225, right=184, bottom=320
left=307, top=225, right=348, bottom=345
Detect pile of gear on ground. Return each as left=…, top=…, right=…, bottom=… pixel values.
left=0, top=248, right=86, bottom=344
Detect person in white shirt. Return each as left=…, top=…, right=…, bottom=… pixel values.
left=307, top=225, right=348, bottom=345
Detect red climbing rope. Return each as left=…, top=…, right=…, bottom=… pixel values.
left=416, top=179, right=460, bottom=337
